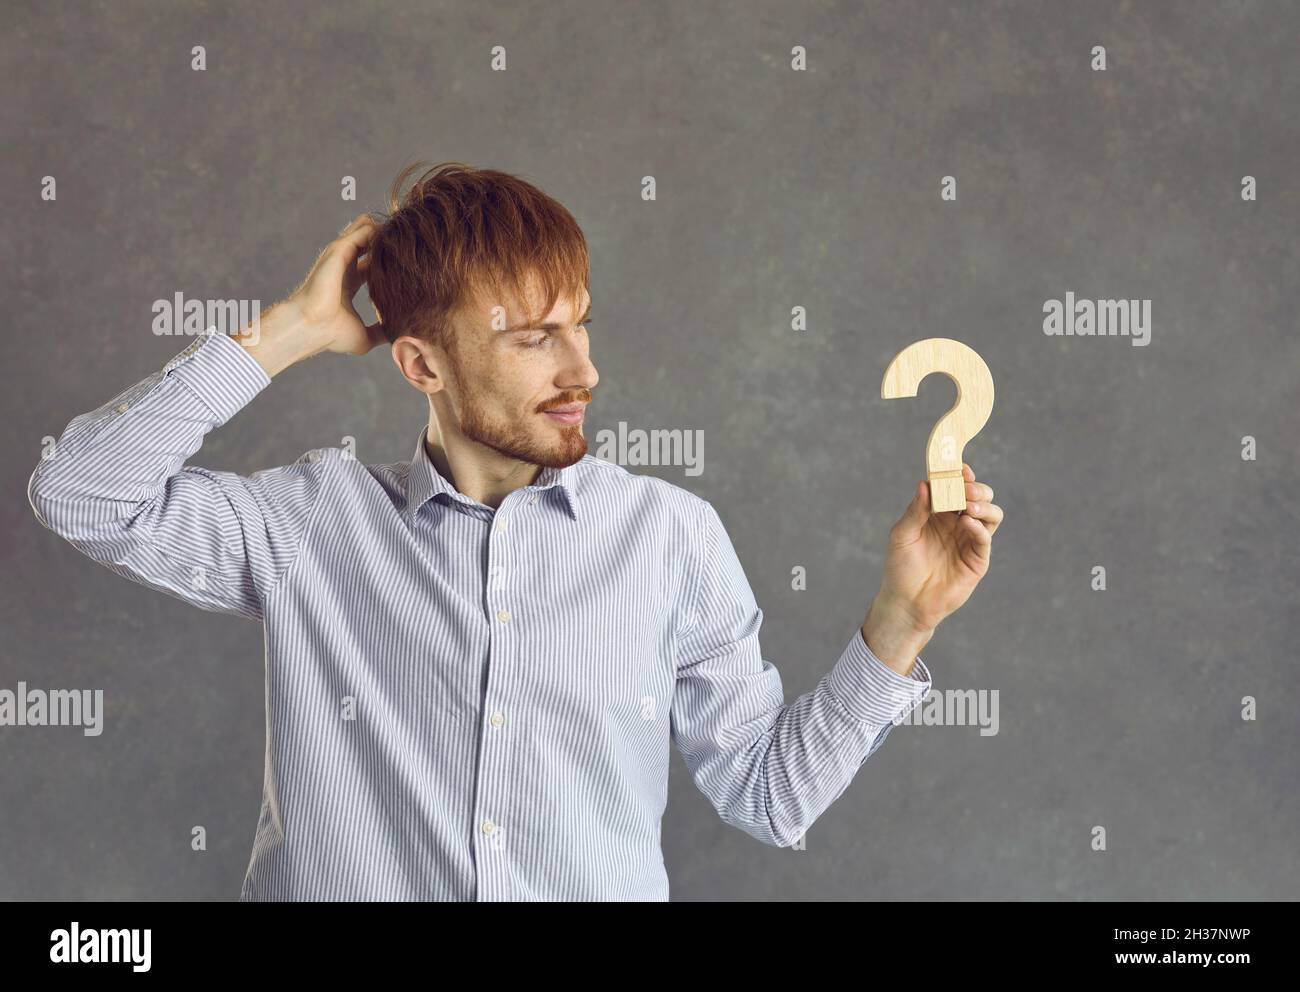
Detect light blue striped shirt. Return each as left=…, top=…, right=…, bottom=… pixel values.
left=28, top=327, right=933, bottom=901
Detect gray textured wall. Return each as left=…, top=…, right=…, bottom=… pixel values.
left=3, top=0, right=1297, bottom=901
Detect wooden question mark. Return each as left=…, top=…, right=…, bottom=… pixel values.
left=881, top=338, right=995, bottom=513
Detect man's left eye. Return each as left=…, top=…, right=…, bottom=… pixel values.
left=521, top=335, right=549, bottom=349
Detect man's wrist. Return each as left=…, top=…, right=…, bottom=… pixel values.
left=232, top=299, right=328, bottom=377
left=861, top=594, right=934, bottom=677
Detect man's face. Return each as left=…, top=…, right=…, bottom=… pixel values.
left=436, top=279, right=598, bottom=470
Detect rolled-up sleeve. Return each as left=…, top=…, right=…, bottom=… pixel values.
left=670, top=499, right=933, bottom=847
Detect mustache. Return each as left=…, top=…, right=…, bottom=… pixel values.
left=538, top=388, right=592, bottom=412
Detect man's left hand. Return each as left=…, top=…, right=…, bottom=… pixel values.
left=861, top=462, right=1003, bottom=674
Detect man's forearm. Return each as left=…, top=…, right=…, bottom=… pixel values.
left=860, top=593, right=934, bottom=678
left=233, top=301, right=328, bottom=378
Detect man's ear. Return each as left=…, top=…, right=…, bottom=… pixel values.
left=391, top=335, right=445, bottom=395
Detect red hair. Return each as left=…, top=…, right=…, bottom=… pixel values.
left=367, top=161, right=590, bottom=352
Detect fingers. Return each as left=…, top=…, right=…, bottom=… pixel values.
left=891, top=480, right=929, bottom=541
left=961, top=513, right=993, bottom=561
left=336, top=216, right=380, bottom=296
left=338, top=212, right=376, bottom=237
left=336, top=215, right=378, bottom=254
left=914, top=479, right=930, bottom=513
left=959, top=466, right=999, bottom=536
left=962, top=498, right=1003, bottom=537
left=903, top=479, right=927, bottom=520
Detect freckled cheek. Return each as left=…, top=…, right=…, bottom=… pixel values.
left=489, top=356, right=551, bottom=418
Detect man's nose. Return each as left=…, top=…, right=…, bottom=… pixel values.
left=560, top=335, right=599, bottom=393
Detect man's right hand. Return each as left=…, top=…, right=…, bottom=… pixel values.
left=236, top=213, right=387, bottom=377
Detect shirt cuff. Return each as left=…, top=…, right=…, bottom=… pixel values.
left=826, top=627, right=932, bottom=725
left=164, top=326, right=272, bottom=425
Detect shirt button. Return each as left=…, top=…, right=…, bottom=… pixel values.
left=496, top=517, right=509, bottom=533
left=528, top=494, right=539, bottom=505
left=115, top=403, right=129, bottom=413
left=481, top=819, right=496, bottom=835
left=496, top=607, right=511, bottom=623
left=490, top=711, right=505, bottom=727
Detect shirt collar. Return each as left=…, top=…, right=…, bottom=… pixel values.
left=405, top=426, right=580, bottom=522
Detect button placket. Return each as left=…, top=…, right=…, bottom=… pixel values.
left=480, top=498, right=516, bottom=877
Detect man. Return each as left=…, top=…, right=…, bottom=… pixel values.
left=28, top=161, right=1003, bottom=901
